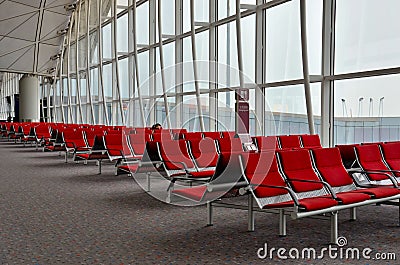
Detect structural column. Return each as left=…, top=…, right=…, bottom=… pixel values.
left=19, top=74, right=40, bottom=122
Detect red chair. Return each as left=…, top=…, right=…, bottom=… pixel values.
left=278, top=149, right=370, bottom=205
left=187, top=138, right=218, bottom=172
left=312, top=148, right=399, bottom=200
left=252, top=136, right=279, bottom=151
left=203, top=131, right=222, bottom=139
left=336, top=144, right=360, bottom=169
left=216, top=137, right=244, bottom=153
left=380, top=142, right=400, bottom=178
left=278, top=135, right=301, bottom=150
left=300, top=134, right=322, bottom=149
left=354, top=144, right=398, bottom=186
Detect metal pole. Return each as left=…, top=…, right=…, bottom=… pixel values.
left=98, top=0, right=110, bottom=125
left=132, top=1, right=147, bottom=127
left=300, top=0, right=315, bottom=134
left=189, top=0, right=205, bottom=132
left=112, top=0, right=125, bottom=125
left=75, top=5, right=84, bottom=124
left=157, top=0, right=172, bottom=129
left=85, top=0, right=96, bottom=124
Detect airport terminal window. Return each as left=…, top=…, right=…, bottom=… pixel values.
left=160, top=0, right=175, bottom=36
left=334, top=75, right=400, bottom=144
left=118, top=58, right=129, bottom=99
left=265, top=1, right=302, bottom=83
left=335, top=0, right=400, bottom=74
left=117, top=13, right=128, bottom=53
left=217, top=21, right=239, bottom=89
left=264, top=83, right=320, bottom=136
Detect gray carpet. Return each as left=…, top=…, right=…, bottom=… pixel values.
left=0, top=139, right=399, bottom=264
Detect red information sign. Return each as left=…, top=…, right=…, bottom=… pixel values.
left=236, top=88, right=249, bottom=134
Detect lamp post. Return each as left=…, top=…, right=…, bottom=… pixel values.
left=369, top=97, right=373, bottom=116
left=378, top=97, right=384, bottom=117
left=341, top=98, right=348, bottom=117
left=358, top=97, right=364, bottom=117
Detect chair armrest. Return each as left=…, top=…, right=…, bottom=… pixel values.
left=286, top=178, right=337, bottom=199
left=249, top=183, right=301, bottom=206
left=347, top=169, right=398, bottom=188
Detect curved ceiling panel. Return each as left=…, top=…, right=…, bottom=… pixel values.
left=0, top=0, right=75, bottom=76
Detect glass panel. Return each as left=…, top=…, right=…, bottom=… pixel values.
left=183, top=37, right=195, bottom=92
left=264, top=83, right=320, bottom=135
left=137, top=51, right=150, bottom=96
left=80, top=75, right=87, bottom=103
left=117, top=13, right=129, bottom=52
left=307, top=0, right=322, bottom=75
left=335, top=0, right=400, bottom=74
left=70, top=78, right=77, bottom=104
left=196, top=31, right=209, bottom=89
left=119, top=57, right=129, bottom=99
left=161, top=0, right=175, bottom=35
left=334, top=75, right=400, bottom=144
left=89, top=32, right=99, bottom=64
left=137, top=2, right=149, bottom=45
left=217, top=91, right=235, bottom=131
left=241, top=14, right=255, bottom=81
left=265, top=1, right=302, bottom=82
left=218, top=0, right=236, bottom=20
left=218, top=22, right=239, bottom=89
left=90, top=67, right=99, bottom=102
left=102, top=23, right=112, bottom=59
left=195, top=0, right=209, bottom=23
left=103, top=64, right=113, bottom=99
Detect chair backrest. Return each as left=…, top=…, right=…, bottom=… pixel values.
left=84, top=129, right=105, bottom=147
left=378, top=142, right=400, bottom=177
left=151, top=130, right=172, bottom=142
left=183, top=132, right=203, bottom=141
left=335, top=144, right=359, bottom=169
left=354, top=144, right=391, bottom=181
left=252, top=136, right=279, bottom=151
left=277, top=149, right=325, bottom=193
left=158, top=140, right=195, bottom=171
left=243, top=151, right=287, bottom=196
left=187, top=138, right=218, bottom=169
left=202, top=131, right=222, bottom=139
left=220, top=131, right=236, bottom=139
left=216, top=137, right=244, bottom=153
left=278, top=135, right=301, bottom=150
left=103, top=134, right=130, bottom=158
left=300, top=134, right=322, bottom=149
left=63, top=129, right=86, bottom=148
left=311, top=148, right=355, bottom=188
left=128, top=133, right=149, bottom=156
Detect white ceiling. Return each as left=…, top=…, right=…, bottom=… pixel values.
left=0, top=0, right=75, bottom=78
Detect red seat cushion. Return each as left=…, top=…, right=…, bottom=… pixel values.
left=189, top=170, right=215, bottom=178
left=353, top=187, right=400, bottom=199
left=118, top=164, right=139, bottom=173
left=335, top=192, right=371, bottom=204
left=172, top=186, right=226, bottom=202
left=264, top=196, right=338, bottom=211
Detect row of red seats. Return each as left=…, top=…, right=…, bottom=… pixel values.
left=170, top=147, right=400, bottom=243
left=336, top=142, right=400, bottom=186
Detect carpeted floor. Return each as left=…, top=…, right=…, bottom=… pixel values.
left=0, top=139, right=399, bottom=265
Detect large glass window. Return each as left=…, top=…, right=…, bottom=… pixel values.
left=265, top=1, right=302, bottom=83
left=335, top=0, right=400, bottom=74
left=334, top=75, right=400, bottom=144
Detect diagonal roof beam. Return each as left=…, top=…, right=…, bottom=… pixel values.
left=33, top=0, right=45, bottom=74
